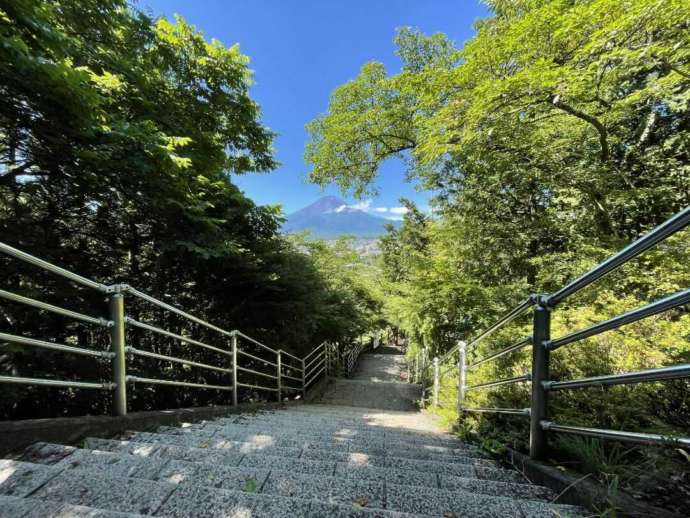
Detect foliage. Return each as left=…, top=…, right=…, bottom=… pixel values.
left=0, top=0, right=376, bottom=419
left=305, top=1, right=689, bottom=511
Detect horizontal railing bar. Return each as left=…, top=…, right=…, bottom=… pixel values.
left=544, top=364, right=690, bottom=391
left=0, top=242, right=109, bottom=292
left=304, top=366, right=326, bottom=387
left=466, top=374, right=531, bottom=391
left=123, top=285, right=235, bottom=339
left=304, top=351, right=325, bottom=371
left=547, top=289, right=690, bottom=351
left=281, top=378, right=303, bottom=389
left=440, top=300, right=533, bottom=362
left=0, top=332, right=113, bottom=359
left=462, top=407, right=530, bottom=416
left=235, top=331, right=278, bottom=355
left=281, top=373, right=302, bottom=382
left=125, top=346, right=231, bottom=374
left=440, top=363, right=457, bottom=376
left=125, top=317, right=231, bottom=357
left=548, top=206, right=690, bottom=306
left=0, top=289, right=111, bottom=327
left=438, top=347, right=457, bottom=365
left=304, top=358, right=325, bottom=380
left=236, top=365, right=277, bottom=380
left=280, top=349, right=301, bottom=362
left=0, top=375, right=114, bottom=390
left=237, top=382, right=278, bottom=392
left=236, top=349, right=278, bottom=367
left=542, top=421, right=690, bottom=448
left=126, top=376, right=232, bottom=391
left=281, top=384, right=302, bottom=392
left=468, top=337, right=531, bottom=370
left=302, top=342, right=326, bottom=361
left=466, top=298, right=533, bottom=352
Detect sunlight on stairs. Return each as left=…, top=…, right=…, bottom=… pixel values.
left=0, top=404, right=585, bottom=517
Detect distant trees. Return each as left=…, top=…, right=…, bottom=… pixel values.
left=0, top=0, right=378, bottom=418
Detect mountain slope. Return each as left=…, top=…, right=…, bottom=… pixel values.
left=282, top=196, right=399, bottom=238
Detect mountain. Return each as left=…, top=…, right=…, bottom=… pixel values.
left=282, top=196, right=399, bottom=238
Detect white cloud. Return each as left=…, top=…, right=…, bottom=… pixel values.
left=372, top=207, right=388, bottom=213
left=389, top=206, right=409, bottom=215
left=332, top=200, right=373, bottom=213
left=348, top=200, right=372, bottom=211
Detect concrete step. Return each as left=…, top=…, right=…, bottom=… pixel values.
left=128, top=428, right=484, bottom=464
left=0, top=460, right=426, bottom=517
left=209, top=416, right=467, bottom=445
left=158, top=425, right=485, bottom=462
left=3, top=452, right=584, bottom=517
left=156, top=419, right=475, bottom=451
left=0, top=494, right=145, bottom=518
left=319, top=380, right=421, bottom=411
left=119, top=430, right=516, bottom=482
left=72, top=439, right=551, bottom=500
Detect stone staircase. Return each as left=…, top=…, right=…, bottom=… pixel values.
left=0, top=348, right=586, bottom=517
left=319, top=345, right=421, bottom=411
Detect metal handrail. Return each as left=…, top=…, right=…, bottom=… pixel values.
left=124, top=285, right=235, bottom=339
left=280, top=349, right=302, bottom=362
left=0, top=289, right=111, bottom=327
left=125, top=346, right=231, bottom=374
left=236, top=365, right=277, bottom=380
left=0, top=240, right=334, bottom=416
left=467, top=337, right=531, bottom=370
left=236, top=349, right=278, bottom=368
left=546, top=289, right=690, bottom=351
left=544, top=364, right=690, bottom=391
left=0, top=242, right=110, bottom=292
left=305, top=357, right=326, bottom=379
left=304, top=350, right=325, bottom=371
left=303, top=341, right=326, bottom=361
left=235, top=330, right=278, bottom=355
left=465, top=374, right=531, bottom=391
left=547, top=206, right=690, bottom=306
left=0, top=375, right=114, bottom=390
left=436, top=298, right=532, bottom=367
left=237, top=381, right=278, bottom=392
left=419, top=206, right=690, bottom=458
left=126, top=317, right=231, bottom=357
left=541, top=421, right=690, bottom=448
left=127, top=376, right=232, bottom=391
left=305, top=366, right=326, bottom=387
left=0, top=332, right=113, bottom=358
left=463, top=407, right=530, bottom=416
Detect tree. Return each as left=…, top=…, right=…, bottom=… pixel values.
left=0, top=0, right=377, bottom=418
left=305, top=0, right=690, bottom=480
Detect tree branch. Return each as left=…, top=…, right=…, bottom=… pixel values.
left=550, top=95, right=610, bottom=162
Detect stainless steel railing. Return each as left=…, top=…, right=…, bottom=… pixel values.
left=414, top=206, right=690, bottom=459
left=0, top=242, right=333, bottom=417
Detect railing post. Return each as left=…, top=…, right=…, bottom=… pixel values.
left=231, top=332, right=238, bottom=406
left=277, top=350, right=282, bottom=403
left=433, top=357, right=440, bottom=406
left=530, top=295, right=551, bottom=460
left=414, top=351, right=420, bottom=383
left=301, top=358, right=306, bottom=399
left=457, top=341, right=467, bottom=417
left=109, top=289, right=127, bottom=416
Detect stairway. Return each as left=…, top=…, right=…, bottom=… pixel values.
left=319, top=345, right=421, bottom=411
left=0, top=349, right=586, bottom=517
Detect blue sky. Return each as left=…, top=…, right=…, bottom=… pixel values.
left=141, top=0, right=489, bottom=216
